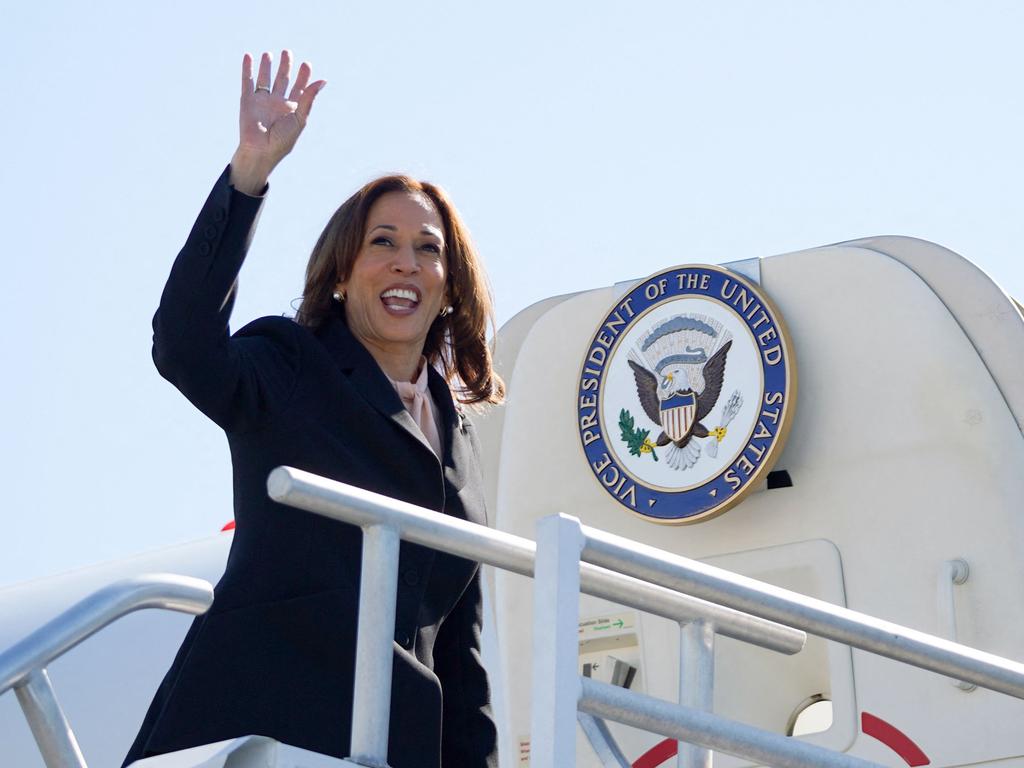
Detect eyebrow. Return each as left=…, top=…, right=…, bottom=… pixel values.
left=369, top=223, right=444, bottom=239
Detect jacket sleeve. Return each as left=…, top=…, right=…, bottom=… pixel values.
left=152, top=166, right=303, bottom=433
left=433, top=567, right=499, bottom=768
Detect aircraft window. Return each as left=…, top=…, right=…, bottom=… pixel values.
left=786, top=694, right=832, bottom=737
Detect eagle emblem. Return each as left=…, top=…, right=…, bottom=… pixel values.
left=577, top=264, right=794, bottom=523
left=626, top=315, right=743, bottom=470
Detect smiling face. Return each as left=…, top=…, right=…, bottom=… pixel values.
left=336, top=191, right=449, bottom=372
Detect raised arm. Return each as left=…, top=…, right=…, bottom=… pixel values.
left=152, top=51, right=326, bottom=433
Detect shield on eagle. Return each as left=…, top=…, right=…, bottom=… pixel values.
left=660, top=391, right=697, bottom=441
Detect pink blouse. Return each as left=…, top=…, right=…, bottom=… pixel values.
left=387, top=359, right=443, bottom=459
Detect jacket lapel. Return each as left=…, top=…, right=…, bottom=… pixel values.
left=316, top=310, right=473, bottom=495
left=316, top=312, right=436, bottom=459
left=428, top=367, right=472, bottom=494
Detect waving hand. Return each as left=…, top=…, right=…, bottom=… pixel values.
left=230, top=50, right=327, bottom=194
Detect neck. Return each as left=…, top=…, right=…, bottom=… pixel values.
left=363, top=340, right=424, bottom=383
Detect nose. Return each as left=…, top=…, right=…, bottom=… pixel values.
left=390, top=244, right=420, bottom=274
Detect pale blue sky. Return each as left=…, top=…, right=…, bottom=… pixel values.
left=3, top=1, right=1022, bottom=587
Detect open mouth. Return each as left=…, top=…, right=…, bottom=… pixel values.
left=380, top=287, right=421, bottom=314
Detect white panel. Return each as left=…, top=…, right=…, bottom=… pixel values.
left=490, top=243, right=1024, bottom=767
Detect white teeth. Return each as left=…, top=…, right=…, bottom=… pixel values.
left=380, top=288, right=419, bottom=302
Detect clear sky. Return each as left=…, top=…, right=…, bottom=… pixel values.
left=3, top=1, right=1023, bottom=588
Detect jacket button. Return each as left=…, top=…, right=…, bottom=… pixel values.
left=198, top=242, right=211, bottom=256
left=402, top=568, right=420, bottom=586
left=397, top=631, right=413, bottom=648
left=204, top=225, right=218, bottom=239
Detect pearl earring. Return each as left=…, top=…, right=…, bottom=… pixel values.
left=439, top=305, right=453, bottom=317
left=333, top=290, right=345, bottom=302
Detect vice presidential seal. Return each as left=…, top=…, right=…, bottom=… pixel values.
left=577, top=265, right=796, bottom=524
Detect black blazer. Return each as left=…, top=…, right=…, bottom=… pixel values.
left=122, top=168, right=498, bottom=768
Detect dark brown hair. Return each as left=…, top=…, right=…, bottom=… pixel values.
left=297, top=175, right=505, bottom=406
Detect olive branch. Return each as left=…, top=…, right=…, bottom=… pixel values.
left=619, top=409, right=659, bottom=461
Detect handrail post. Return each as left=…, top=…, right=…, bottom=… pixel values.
left=14, top=669, right=87, bottom=768
left=530, top=513, right=585, bottom=768
left=678, top=620, right=715, bottom=768
left=349, top=524, right=401, bottom=767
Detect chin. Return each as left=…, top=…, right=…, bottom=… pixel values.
left=375, top=326, right=431, bottom=350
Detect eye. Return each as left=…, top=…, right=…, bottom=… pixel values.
left=420, top=242, right=442, bottom=254
left=371, top=236, right=393, bottom=247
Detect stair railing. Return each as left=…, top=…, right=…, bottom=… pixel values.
left=0, top=574, right=214, bottom=768
left=273, top=467, right=1024, bottom=768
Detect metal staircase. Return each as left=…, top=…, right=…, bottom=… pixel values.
left=4, top=466, right=1024, bottom=767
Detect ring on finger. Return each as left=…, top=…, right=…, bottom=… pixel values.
left=255, top=86, right=271, bottom=94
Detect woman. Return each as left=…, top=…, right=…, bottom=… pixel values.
left=122, top=51, right=503, bottom=768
